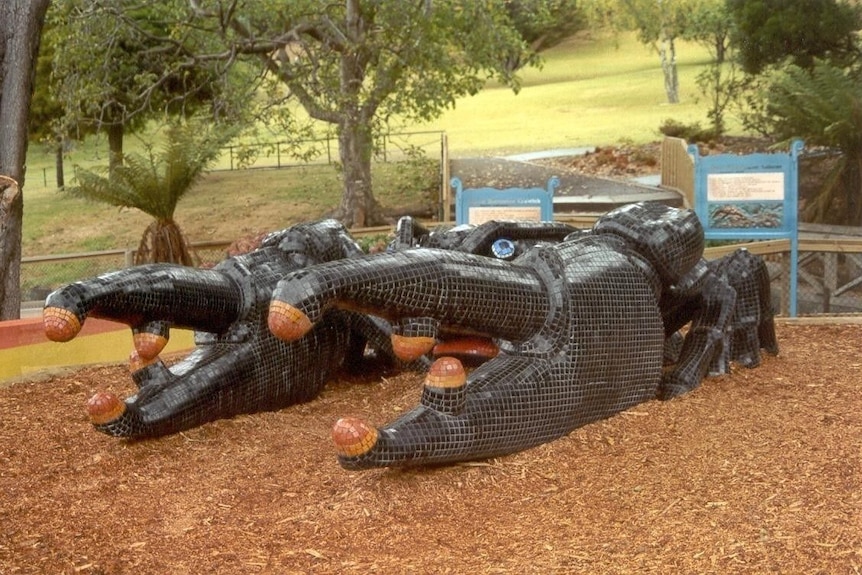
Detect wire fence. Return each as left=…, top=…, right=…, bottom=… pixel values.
left=218, top=130, right=445, bottom=172
left=28, top=130, right=446, bottom=193
left=20, top=129, right=445, bottom=304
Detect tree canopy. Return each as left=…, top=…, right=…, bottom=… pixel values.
left=503, top=0, right=587, bottom=72
left=48, top=0, right=236, bottom=170
left=81, top=0, right=537, bottom=227
left=727, top=0, right=862, bottom=74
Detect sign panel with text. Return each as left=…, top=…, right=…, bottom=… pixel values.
left=693, top=139, right=803, bottom=315
left=453, top=176, right=558, bottom=225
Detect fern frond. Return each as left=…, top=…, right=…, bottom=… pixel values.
left=767, top=62, right=862, bottom=153
left=65, top=118, right=237, bottom=221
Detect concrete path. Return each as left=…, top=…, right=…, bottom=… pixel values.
left=449, top=152, right=681, bottom=214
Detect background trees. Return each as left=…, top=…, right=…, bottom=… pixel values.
left=49, top=0, right=234, bottom=174
left=727, top=0, right=861, bottom=74
left=46, top=0, right=540, bottom=228
left=727, top=0, right=862, bottom=225
left=503, top=0, right=587, bottom=72
left=582, top=0, right=729, bottom=105
left=760, top=62, right=862, bottom=225
left=173, top=0, right=537, bottom=227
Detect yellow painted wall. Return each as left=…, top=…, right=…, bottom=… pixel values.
left=0, top=324, right=195, bottom=383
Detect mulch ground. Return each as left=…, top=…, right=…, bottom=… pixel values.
left=1, top=322, right=860, bottom=574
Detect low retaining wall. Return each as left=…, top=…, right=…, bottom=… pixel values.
left=0, top=317, right=194, bottom=383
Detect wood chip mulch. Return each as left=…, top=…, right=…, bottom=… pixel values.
left=1, top=323, right=860, bottom=574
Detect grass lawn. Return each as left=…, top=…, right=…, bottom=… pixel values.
left=415, top=32, right=723, bottom=155
left=22, top=31, right=738, bottom=258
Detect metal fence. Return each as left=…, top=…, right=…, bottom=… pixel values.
left=28, top=130, right=446, bottom=193
left=219, top=130, right=445, bottom=171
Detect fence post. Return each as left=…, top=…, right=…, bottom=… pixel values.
left=660, top=137, right=695, bottom=207
left=440, top=132, right=450, bottom=222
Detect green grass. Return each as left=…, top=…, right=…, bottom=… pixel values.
left=23, top=31, right=741, bottom=258
left=414, top=32, right=728, bottom=155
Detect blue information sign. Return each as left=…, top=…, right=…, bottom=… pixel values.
left=452, top=176, right=558, bottom=225
left=693, top=139, right=803, bottom=316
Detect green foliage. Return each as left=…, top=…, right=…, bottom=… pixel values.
left=727, top=0, right=862, bottom=75
left=763, top=63, right=861, bottom=151
left=28, top=26, right=65, bottom=143
left=63, top=118, right=238, bottom=264
left=503, top=0, right=586, bottom=71
left=658, top=118, right=716, bottom=142
left=760, top=61, right=862, bottom=224
left=47, top=0, right=245, bottom=149
left=355, top=233, right=393, bottom=254
left=66, top=119, right=236, bottom=220
left=581, top=0, right=719, bottom=104
left=694, top=56, right=747, bottom=137
left=176, top=0, right=540, bottom=225
left=683, top=0, right=732, bottom=63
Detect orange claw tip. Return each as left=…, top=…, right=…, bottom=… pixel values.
left=267, top=300, right=313, bottom=341
left=128, top=349, right=158, bottom=373
left=426, top=356, right=467, bottom=389
left=133, top=332, right=168, bottom=361
left=332, top=417, right=378, bottom=458
left=391, top=334, right=436, bottom=362
left=42, top=307, right=82, bottom=342
left=86, top=392, right=126, bottom=425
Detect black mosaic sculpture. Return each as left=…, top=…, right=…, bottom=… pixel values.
left=42, top=220, right=412, bottom=437
left=41, top=218, right=576, bottom=438
left=269, top=202, right=777, bottom=469
left=43, top=202, right=777, bottom=470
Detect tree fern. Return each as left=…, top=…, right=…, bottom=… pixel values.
left=68, top=119, right=233, bottom=219
left=763, top=61, right=862, bottom=225
left=66, top=118, right=236, bottom=264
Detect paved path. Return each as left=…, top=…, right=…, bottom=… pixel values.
left=449, top=152, right=681, bottom=214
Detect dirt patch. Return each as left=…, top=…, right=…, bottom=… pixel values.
left=1, top=323, right=860, bottom=574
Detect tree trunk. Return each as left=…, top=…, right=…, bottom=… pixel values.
left=0, top=0, right=50, bottom=320
left=715, top=39, right=726, bottom=65
left=55, top=138, right=65, bottom=189
left=659, top=35, right=679, bottom=104
left=845, top=155, right=862, bottom=226
left=331, top=0, right=385, bottom=229
left=335, top=117, right=385, bottom=228
left=107, top=122, right=124, bottom=175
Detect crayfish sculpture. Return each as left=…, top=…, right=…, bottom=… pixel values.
left=44, top=203, right=777, bottom=469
